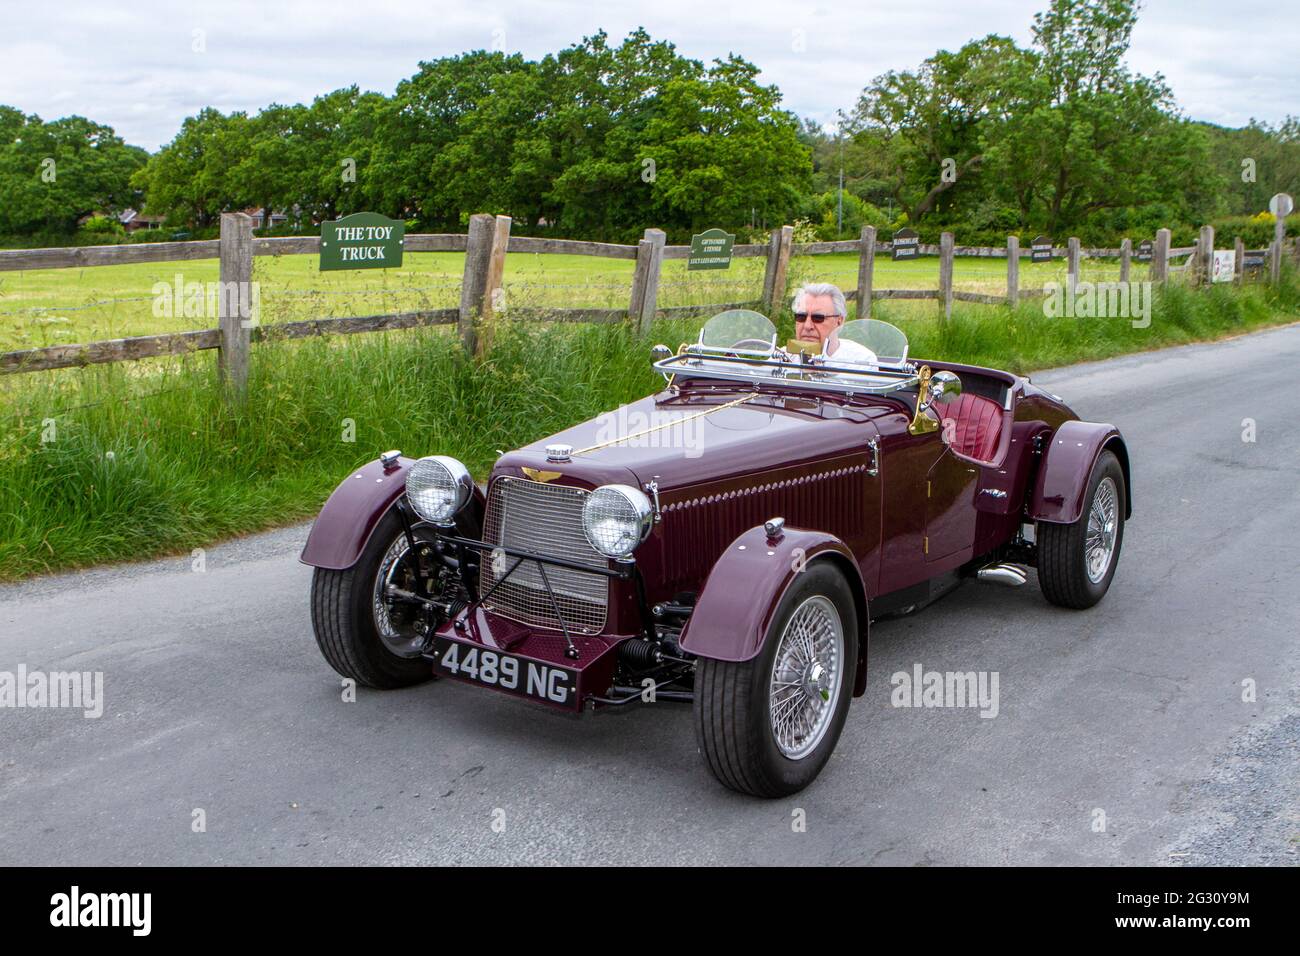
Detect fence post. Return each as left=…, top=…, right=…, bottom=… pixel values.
left=761, top=229, right=781, bottom=309
left=629, top=239, right=653, bottom=325
left=1119, top=238, right=1131, bottom=285
left=217, top=212, right=253, bottom=398
left=1006, top=235, right=1019, bottom=308
left=459, top=213, right=496, bottom=354
left=938, top=231, right=954, bottom=324
left=1198, top=224, right=1215, bottom=286
left=627, top=227, right=666, bottom=335
left=476, top=215, right=511, bottom=356
left=1234, top=236, right=1245, bottom=285
left=1152, top=228, right=1171, bottom=284
left=855, top=225, right=876, bottom=319
left=1067, top=237, right=1080, bottom=291
left=765, top=225, right=794, bottom=319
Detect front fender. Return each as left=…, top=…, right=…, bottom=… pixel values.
left=299, top=457, right=415, bottom=570
left=680, top=526, right=871, bottom=696
left=299, top=457, right=486, bottom=571
left=1029, top=421, right=1133, bottom=524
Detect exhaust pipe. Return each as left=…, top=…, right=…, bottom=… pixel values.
left=977, top=563, right=1029, bottom=587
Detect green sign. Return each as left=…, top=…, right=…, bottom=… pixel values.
left=688, top=228, right=735, bottom=270
left=320, top=212, right=405, bottom=271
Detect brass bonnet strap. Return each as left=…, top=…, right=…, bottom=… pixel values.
left=574, top=393, right=755, bottom=456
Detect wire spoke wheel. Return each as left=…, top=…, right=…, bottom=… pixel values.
left=371, top=532, right=430, bottom=659
left=1084, top=476, right=1118, bottom=584
left=693, top=561, right=858, bottom=796
left=310, top=507, right=437, bottom=689
left=768, top=595, right=844, bottom=760
left=1036, top=450, right=1125, bottom=610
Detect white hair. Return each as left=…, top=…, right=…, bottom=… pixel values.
left=792, top=282, right=847, bottom=318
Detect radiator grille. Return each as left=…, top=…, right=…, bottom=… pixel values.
left=479, top=478, right=609, bottom=633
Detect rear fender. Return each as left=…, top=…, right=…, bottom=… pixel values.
left=299, top=456, right=484, bottom=570
left=1028, top=421, right=1132, bottom=524
left=680, top=526, right=872, bottom=697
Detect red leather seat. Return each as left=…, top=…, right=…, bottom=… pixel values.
left=932, top=392, right=1004, bottom=464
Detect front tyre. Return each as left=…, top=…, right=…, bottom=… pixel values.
left=693, top=562, right=858, bottom=797
left=1037, top=449, right=1125, bottom=609
left=310, top=506, right=436, bottom=689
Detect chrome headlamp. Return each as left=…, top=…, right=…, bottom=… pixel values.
left=582, top=484, right=654, bottom=560
left=405, top=456, right=473, bottom=525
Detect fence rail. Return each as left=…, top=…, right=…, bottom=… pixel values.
left=1, top=213, right=1295, bottom=383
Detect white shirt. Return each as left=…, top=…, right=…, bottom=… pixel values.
left=823, top=336, right=878, bottom=365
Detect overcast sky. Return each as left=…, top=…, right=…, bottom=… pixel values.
left=2, top=0, right=1295, bottom=151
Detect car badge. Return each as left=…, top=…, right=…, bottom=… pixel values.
left=521, top=467, right=562, bottom=483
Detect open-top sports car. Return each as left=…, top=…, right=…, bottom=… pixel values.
left=301, top=311, right=1130, bottom=796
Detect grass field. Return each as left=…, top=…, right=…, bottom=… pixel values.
left=0, top=249, right=1135, bottom=351
left=1, top=261, right=1296, bottom=581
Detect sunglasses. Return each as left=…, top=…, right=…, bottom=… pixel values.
left=794, top=312, right=840, bottom=324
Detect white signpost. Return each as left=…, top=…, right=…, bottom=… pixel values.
left=1270, top=193, right=1293, bottom=283
left=1212, top=249, right=1236, bottom=283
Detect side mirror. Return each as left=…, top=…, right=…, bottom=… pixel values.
left=909, top=367, right=962, bottom=436
left=928, top=370, right=962, bottom=404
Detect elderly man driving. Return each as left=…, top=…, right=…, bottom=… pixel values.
left=791, top=282, right=877, bottom=364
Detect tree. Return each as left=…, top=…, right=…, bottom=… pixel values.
left=534, top=29, right=703, bottom=237
left=372, top=50, right=541, bottom=228
left=233, top=103, right=308, bottom=230
left=847, top=36, right=1035, bottom=224
left=132, top=108, right=250, bottom=228
left=641, top=54, right=811, bottom=237
left=843, top=0, right=1218, bottom=237
left=0, top=108, right=145, bottom=235
left=1001, top=0, right=1200, bottom=232
left=1208, top=117, right=1300, bottom=216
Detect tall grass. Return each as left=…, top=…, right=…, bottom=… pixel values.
left=0, top=317, right=698, bottom=578
left=888, top=277, right=1300, bottom=372
left=0, top=272, right=1296, bottom=580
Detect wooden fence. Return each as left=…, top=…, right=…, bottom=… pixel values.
left=1, top=212, right=1295, bottom=389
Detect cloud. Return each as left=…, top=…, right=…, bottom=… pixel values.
left=1, top=0, right=1294, bottom=150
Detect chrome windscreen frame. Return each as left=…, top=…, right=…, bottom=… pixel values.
left=654, top=347, right=920, bottom=396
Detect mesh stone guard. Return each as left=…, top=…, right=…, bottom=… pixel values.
left=434, top=532, right=630, bottom=659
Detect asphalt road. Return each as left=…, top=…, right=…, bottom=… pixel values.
left=2, top=325, right=1298, bottom=866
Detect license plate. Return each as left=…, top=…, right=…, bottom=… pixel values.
left=430, top=637, right=577, bottom=707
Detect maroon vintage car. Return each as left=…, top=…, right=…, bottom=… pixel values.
left=301, top=311, right=1130, bottom=796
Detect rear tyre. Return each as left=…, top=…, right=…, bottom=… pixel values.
left=693, top=562, right=858, bottom=797
left=310, top=507, right=436, bottom=689
left=1037, top=450, right=1125, bottom=609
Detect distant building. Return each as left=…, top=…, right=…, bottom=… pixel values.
left=239, top=207, right=289, bottom=230
left=119, top=209, right=166, bottom=232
